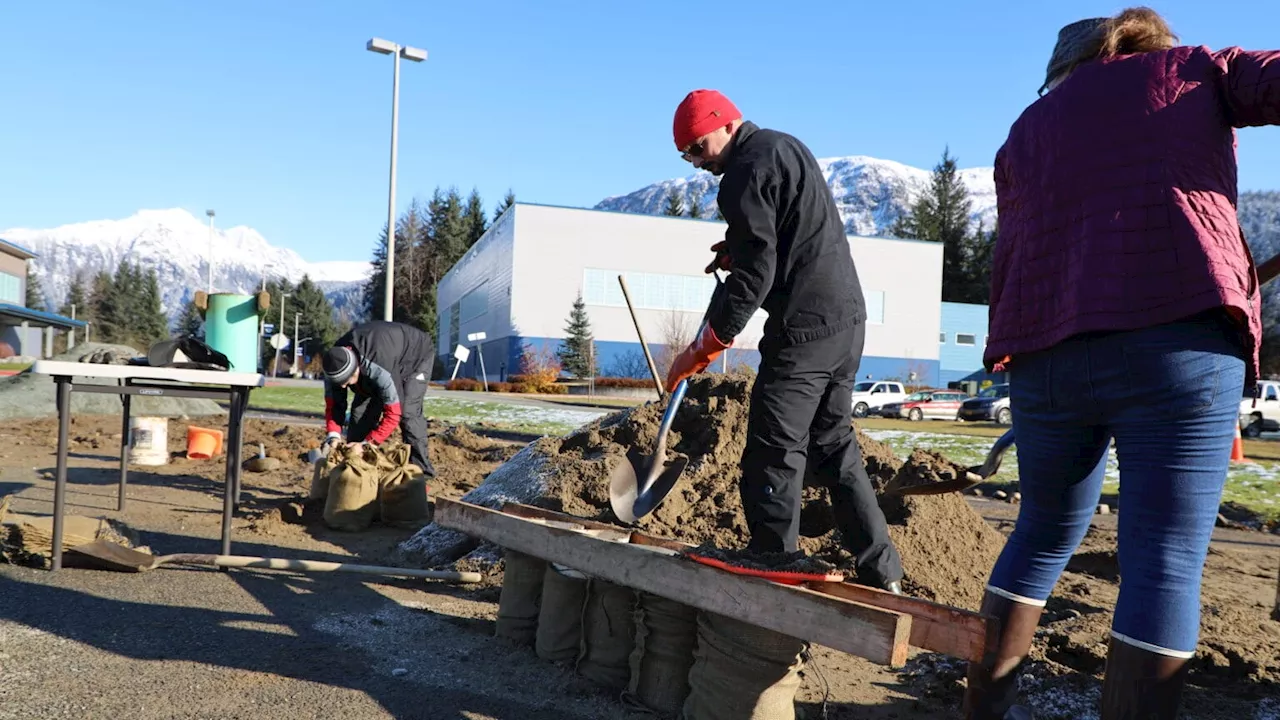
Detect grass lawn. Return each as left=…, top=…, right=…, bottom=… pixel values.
left=242, top=385, right=608, bottom=437
left=0, top=362, right=32, bottom=373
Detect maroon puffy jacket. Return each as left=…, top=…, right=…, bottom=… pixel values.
left=986, top=45, right=1280, bottom=383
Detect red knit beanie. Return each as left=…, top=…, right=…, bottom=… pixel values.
left=672, top=89, right=742, bottom=151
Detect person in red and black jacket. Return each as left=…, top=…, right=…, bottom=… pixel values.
left=321, top=321, right=436, bottom=478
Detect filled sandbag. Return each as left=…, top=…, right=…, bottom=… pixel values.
left=495, top=550, right=546, bottom=646
left=576, top=578, right=638, bottom=692
left=309, top=448, right=341, bottom=501
left=625, top=593, right=699, bottom=716
left=535, top=563, right=589, bottom=665
left=377, top=443, right=430, bottom=524
left=681, top=612, right=808, bottom=720
left=322, top=444, right=381, bottom=531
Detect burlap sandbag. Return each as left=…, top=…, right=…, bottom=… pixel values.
left=308, top=448, right=341, bottom=500
left=535, top=563, right=588, bottom=665
left=680, top=612, right=808, bottom=720
left=576, top=578, right=638, bottom=691
left=377, top=443, right=430, bottom=524
left=322, top=444, right=381, bottom=531
left=624, top=593, right=699, bottom=716
left=495, top=550, right=546, bottom=646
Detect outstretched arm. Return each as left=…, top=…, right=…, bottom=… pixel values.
left=1215, top=47, right=1280, bottom=128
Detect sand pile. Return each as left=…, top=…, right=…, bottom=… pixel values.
left=399, top=373, right=1006, bottom=609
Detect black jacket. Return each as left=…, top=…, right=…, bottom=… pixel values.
left=710, top=121, right=866, bottom=346
left=334, top=321, right=435, bottom=380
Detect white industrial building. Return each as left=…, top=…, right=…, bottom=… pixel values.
left=436, top=203, right=944, bottom=385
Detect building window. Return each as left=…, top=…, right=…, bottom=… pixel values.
left=459, top=282, right=488, bottom=323
left=583, top=268, right=715, bottom=313
left=0, top=271, right=19, bottom=305
left=864, top=290, right=885, bottom=324
left=939, top=332, right=946, bottom=344
left=956, top=333, right=977, bottom=346
left=449, top=303, right=461, bottom=350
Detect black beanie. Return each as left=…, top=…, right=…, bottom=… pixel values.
left=322, top=346, right=357, bottom=384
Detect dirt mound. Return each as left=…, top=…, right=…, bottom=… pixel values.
left=406, top=373, right=1006, bottom=609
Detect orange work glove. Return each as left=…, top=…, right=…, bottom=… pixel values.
left=665, top=324, right=732, bottom=392
left=704, top=240, right=731, bottom=274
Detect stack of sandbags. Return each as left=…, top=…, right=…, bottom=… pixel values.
left=310, top=442, right=430, bottom=532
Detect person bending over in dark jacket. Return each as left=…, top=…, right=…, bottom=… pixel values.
left=664, top=89, right=903, bottom=594
left=967, top=9, right=1279, bottom=719
left=321, top=321, right=436, bottom=478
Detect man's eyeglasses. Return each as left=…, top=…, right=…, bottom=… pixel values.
left=681, top=141, right=705, bottom=161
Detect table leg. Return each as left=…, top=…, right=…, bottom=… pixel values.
left=118, top=379, right=131, bottom=512
left=233, top=388, right=248, bottom=503
left=220, top=387, right=246, bottom=557
left=51, top=378, right=71, bottom=572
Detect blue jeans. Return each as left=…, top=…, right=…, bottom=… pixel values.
left=987, top=312, right=1246, bottom=656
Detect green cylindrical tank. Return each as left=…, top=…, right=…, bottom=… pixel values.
left=204, top=293, right=261, bottom=373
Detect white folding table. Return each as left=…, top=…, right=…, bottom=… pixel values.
left=29, top=360, right=266, bottom=571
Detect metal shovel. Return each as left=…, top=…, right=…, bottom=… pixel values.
left=890, top=428, right=1017, bottom=496
left=609, top=378, right=690, bottom=524
left=64, top=540, right=482, bottom=583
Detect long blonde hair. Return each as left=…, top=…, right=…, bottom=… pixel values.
left=1050, top=7, right=1179, bottom=89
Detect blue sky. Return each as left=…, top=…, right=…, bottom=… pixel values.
left=2, top=1, right=1278, bottom=263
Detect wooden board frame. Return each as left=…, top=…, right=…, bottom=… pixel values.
left=436, top=498, right=913, bottom=667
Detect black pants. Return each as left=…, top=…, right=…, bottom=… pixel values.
left=740, top=323, right=903, bottom=587
left=348, top=362, right=435, bottom=478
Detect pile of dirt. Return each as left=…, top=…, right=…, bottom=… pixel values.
left=0, top=343, right=224, bottom=419
left=402, top=373, right=1006, bottom=610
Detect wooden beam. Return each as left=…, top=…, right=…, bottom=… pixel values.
left=440, top=498, right=912, bottom=667
left=502, top=502, right=995, bottom=662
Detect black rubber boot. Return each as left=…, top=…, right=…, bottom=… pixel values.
left=963, top=591, right=1044, bottom=720
left=1100, top=636, right=1191, bottom=719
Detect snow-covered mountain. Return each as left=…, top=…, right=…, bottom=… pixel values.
left=595, top=155, right=998, bottom=236
left=1, top=209, right=371, bottom=323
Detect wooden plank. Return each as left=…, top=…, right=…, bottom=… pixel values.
left=808, top=582, right=994, bottom=663
left=500, top=502, right=995, bottom=662
left=439, top=498, right=912, bottom=667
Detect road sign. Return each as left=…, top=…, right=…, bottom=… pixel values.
left=269, top=334, right=289, bottom=350
left=452, top=344, right=470, bottom=362
left=263, top=323, right=275, bottom=334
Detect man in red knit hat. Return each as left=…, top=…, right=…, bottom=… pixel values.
left=665, top=89, right=903, bottom=592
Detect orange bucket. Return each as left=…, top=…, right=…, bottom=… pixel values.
left=187, top=426, right=224, bottom=460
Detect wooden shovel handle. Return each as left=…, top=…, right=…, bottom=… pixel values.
left=161, top=554, right=482, bottom=583
left=1259, top=253, right=1280, bottom=288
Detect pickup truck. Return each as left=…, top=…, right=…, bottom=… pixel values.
left=1240, top=380, right=1280, bottom=437
left=851, top=380, right=907, bottom=418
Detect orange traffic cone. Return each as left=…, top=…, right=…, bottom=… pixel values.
left=1231, top=423, right=1251, bottom=463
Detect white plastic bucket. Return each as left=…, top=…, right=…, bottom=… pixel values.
left=129, top=416, right=169, bottom=466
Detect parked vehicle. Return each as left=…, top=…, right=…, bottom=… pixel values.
left=1240, top=380, right=1280, bottom=437
left=850, top=380, right=907, bottom=418
left=959, top=383, right=1013, bottom=425
left=876, top=388, right=969, bottom=421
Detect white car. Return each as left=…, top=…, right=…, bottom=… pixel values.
left=1240, top=380, right=1280, bottom=437
left=851, top=380, right=907, bottom=418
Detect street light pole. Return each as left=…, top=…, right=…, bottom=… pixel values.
left=205, top=209, right=216, bottom=293
left=271, top=293, right=290, bottom=378
left=367, top=37, right=427, bottom=323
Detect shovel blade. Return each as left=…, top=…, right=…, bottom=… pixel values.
left=65, top=540, right=161, bottom=572
left=608, top=448, right=689, bottom=524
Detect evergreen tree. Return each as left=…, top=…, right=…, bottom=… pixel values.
left=175, top=296, right=205, bottom=339
left=557, top=292, right=596, bottom=378
left=25, top=266, right=46, bottom=310
left=964, top=222, right=997, bottom=305
left=688, top=188, right=705, bottom=219
left=431, top=186, right=469, bottom=270
left=663, top=188, right=686, bottom=217
left=89, top=271, right=116, bottom=342
left=59, top=274, right=89, bottom=321
left=136, top=266, right=169, bottom=345
left=890, top=148, right=980, bottom=302
left=463, top=187, right=488, bottom=247
left=291, top=275, right=339, bottom=359
left=494, top=189, right=516, bottom=221
left=258, top=277, right=297, bottom=370
left=361, top=223, right=390, bottom=323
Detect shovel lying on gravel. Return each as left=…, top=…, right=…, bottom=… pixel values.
left=65, top=540, right=483, bottom=583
